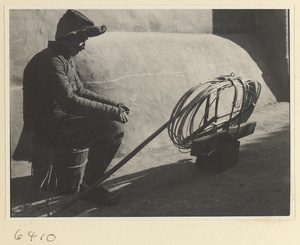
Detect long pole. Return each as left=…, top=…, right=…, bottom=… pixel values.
left=51, top=116, right=178, bottom=217
left=51, top=82, right=208, bottom=217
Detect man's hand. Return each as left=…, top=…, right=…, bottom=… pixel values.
left=117, top=109, right=129, bottom=123
left=117, top=103, right=130, bottom=115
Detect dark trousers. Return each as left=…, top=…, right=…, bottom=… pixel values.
left=36, top=117, right=124, bottom=185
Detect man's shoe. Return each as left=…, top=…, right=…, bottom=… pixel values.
left=80, top=185, right=119, bottom=206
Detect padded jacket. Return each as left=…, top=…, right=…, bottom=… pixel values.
left=23, top=41, right=120, bottom=131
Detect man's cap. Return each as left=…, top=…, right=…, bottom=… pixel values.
left=55, top=9, right=106, bottom=40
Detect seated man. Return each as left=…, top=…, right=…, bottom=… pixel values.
left=23, top=9, right=129, bottom=206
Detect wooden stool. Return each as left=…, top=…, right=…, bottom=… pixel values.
left=32, top=138, right=89, bottom=195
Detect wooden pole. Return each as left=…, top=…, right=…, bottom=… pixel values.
left=51, top=117, right=177, bottom=217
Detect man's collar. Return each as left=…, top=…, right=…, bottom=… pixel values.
left=48, top=41, right=72, bottom=59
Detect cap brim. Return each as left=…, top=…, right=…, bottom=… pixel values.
left=77, top=25, right=107, bottom=37
left=61, top=25, right=106, bottom=39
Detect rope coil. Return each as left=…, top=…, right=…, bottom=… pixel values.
left=167, top=74, right=261, bottom=152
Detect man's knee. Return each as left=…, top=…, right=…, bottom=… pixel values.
left=109, top=121, right=125, bottom=137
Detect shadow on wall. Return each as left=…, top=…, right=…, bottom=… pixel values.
left=212, top=9, right=290, bottom=102
left=213, top=9, right=256, bottom=34
left=216, top=33, right=284, bottom=102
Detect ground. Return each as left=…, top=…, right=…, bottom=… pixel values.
left=11, top=102, right=290, bottom=217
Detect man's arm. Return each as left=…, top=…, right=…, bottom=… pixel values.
left=43, top=57, right=121, bottom=120
left=74, top=68, right=130, bottom=114
left=75, top=71, right=121, bottom=106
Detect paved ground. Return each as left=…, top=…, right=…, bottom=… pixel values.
left=10, top=102, right=290, bottom=217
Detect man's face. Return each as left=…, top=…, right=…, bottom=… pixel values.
left=67, top=35, right=88, bottom=57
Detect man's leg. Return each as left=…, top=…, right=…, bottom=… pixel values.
left=36, top=117, right=124, bottom=205
left=77, top=121, right=124, bottom=206
left=82, top=134, right=123, bottom=185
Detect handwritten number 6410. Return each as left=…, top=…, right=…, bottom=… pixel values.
left=14, top=229, right=56, bottom=242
